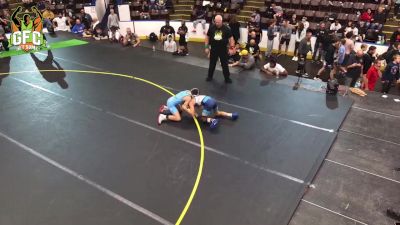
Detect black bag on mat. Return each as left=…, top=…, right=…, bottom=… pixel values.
left=326, top=78, right=339, bottom=95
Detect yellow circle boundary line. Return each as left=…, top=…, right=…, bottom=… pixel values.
left=0, top=69, right=204, bottom=225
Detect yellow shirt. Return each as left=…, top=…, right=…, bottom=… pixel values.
left=43, top=10, right=55, bottom=20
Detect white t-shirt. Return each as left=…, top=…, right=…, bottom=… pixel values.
left=53, top=17, right=69, bottom=31
left=194, top=95, right=206, bottom=106
left=330, top=23, right=342, bottom=32
left=263, top=63, right=286, bottom=74
left=345, top=27, right=359, bottom=36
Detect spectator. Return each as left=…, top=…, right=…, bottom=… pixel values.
left=344, top=21, right=360, bottom=41
left=246, top=39, right=261, bottom=61
left=52, top=12, right=70, bottom=31
left=395, top=0, right=400, bottom=20
left=229, top=49, right=255, bottom=69
left=122, top=27, right=140, bottom=47
left=108, top=26, right=121, bottom=42
left=313, top=22, right=328, bottom=62
left=293, top=22, right=306, bottom=61
left=330, top=20, right=341, bottom=33
left=362, top=46, right=377, bottom=77
left=337, top=39, right=347, bottom=66
left=371, top=6, right=386, bottom=31
left=149, top=0, right=157, bottom=10
left=316, top=38, right=340, bottom=80
left=160, top=20, right=175, bottom=42
left=389, top=27, right=400, bottom=48
left=301, top=17, right=309, bottom=30
left=71, top=18, right=85, bottom=35
left=229, top=15, right=240, bottom=43
left=248, top=30, right=261, bottom=44
left=0, top=0, right=9, bottom=10
left=163, top=34, right=177, bottom=52
left=364, top=59, right=382, bottom=91
left=157, top=0, right=166, bottom=10
left=346, top=50, right=364, bottom=87
left=278, top=19, right=292, bottom=56
left=140, top=1, right=150, bottom=19
left=107, top=8, right=119, bottom=32
left=82, top=28, right=92, bottom=38
left=297, top=31, right=313, bottom=77
left=360, top=43, right=368, bottom=53
left=177, top=20, right=188, bottom=55
left=344, top=31, right=355, bottom=56
left=364, top=29, right=379, bottom=43
left=289, top=14, right=298, bottom=31
left=79, top=8, right=92, bottom=30
left=250, top=10, right=261, bottom=24
left=265, top=19, right=276, bottom=58
left=42, top=7, right=55, bottom=30
left=261, top=57, right=288, bottom=77
left=228, top=43, right=241, bottom=64
left=93, top=23, right=108, bottom=40
left=0, top=32, right=9, bottom=51
left=360, top=8, right=373, bottom=28
left=381, top=54, right=400, bottom=94
left=273, top=11, right=283, bottom=27
left=192, top=6, right=206, bottom=34
left=383, top=42, right=400, bottom=63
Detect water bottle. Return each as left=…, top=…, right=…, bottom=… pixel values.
left=355, top=80, right=361, bottom=88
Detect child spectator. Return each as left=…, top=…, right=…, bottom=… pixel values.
left=364, top=59, right=382, bottom=91
left=163, top=34, right=177, bottom=52
left=107, top=8, right=119, bottom=32
left=246, top=39, right=261, bottom=61
left=53, top=12, right=70, bottom=31
left=261, top=57, right=288, bottom=77
left=192, top=6, right=206, bottom=34
left=71, top=19, right=85, bottom=36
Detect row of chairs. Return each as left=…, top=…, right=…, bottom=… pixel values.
left=130, top=9, right=170, bottom=19
left=265, top=0, right=380, bottom=13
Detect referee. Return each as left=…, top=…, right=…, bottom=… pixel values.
left=205, top=15, right=236, bottom=83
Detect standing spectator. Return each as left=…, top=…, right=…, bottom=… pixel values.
left=160, top=20, right=175, bottom=42
left=301, top=17, right=309, bottom=30
left=360, top=43, right=368, bottom=53
left=229, top=15, right=240, bottom=43
left=362, top=46, right=377, bottom=79
left=344, top=21, right=360, bottom=41
left=122, top=27, right=140, bottom=47
left=265, top=19, right=276, bottom=58
left=381, top=54, right=400, bottom=94
left=389, top=27, right=400, bottom=48
left=346, top=50, right=364, bottom=87
left=79, top=8, right=92, bottom=30
left=42, top=7, right=54, bottom=29
left=293, top=22, right=306, bottom=61
left=278, top=19, right=292, bottom=56
left=330, top=20, right=341, bottom=33
left=229, top=49, right=255, bottom=70
left=246, top=39, right=261, bottom=61
left=53, top=12, right=70, bottom=31
left=71, top=18, right=85, bottom=35
left=297, top=31, right=313, bottom=77
left=371, top=6, right=386, bottom=31
left=364, top=59, right=382, bottom=91
left=261, top=57, right=288, bottom=77
left=163, top=34, right=177, bottom=52
left=177, top=20, right=188, bottom=55
left=289, top=14, right=298, bottom=31
left=313, top=22, right=328, bottom=63
left=316, top=38, right=339, bottom=80
left=192, top=6, right=206, bottom=34
left=204, top=15, right=235, bottom=83
left=107, top=8, right=119, bottom=32
left=228, top=43, right=241, bottom=64
left=157, top=0, right=166, bottom=10
left=344, top=31, right=355, bottom=56
left=360, top=8, right=373, bottom=29
left=0, top=32, right=9, bottom=51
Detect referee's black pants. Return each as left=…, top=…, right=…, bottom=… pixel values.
left=207, top=48, right=230, bottom=81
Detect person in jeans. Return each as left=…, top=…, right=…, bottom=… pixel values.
left=278, top=19, right=292, bottom=56
left=381, top=54, right=400, bottom=94
left=265, top=19, right=276, bottom=58
left=313, top=22, right=328, bottom=63
left=192, top=6, right=206, bottom=34
left=297, top=31, right=313, bottom=77
left=293, top=22, right=305, bottom=61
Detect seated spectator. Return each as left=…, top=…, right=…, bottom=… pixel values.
left=381, top=54, right=400, bottom=94
left=395, top=0, right=400, bottom=20
left=192, top=6, right=206, bottom=34
left=82, top=28, right=92, bottom=38
left=229, top=49, right=255, bottom=69
left=163, top=34, right=177, bottom=52
left=330, top=20, right=342, bottom=33
left=248, top=30, right=261, bottom=45
left=370, top=6, right=386, bottom=31
left=79, top=8, right=92, bottom=30
left=344, top=21, right=361, bottom=41
left=364, top=59, right=382, bottom=91
left=0, top=32, right=9, bottom=51
left=140, top=1, right=151, bottom=20
left=160, top=20, right=175, bottom=42
left=93, top=24, right=108, bottom=40
left=250, top=10, right=260, bottom=24
left=157, top=0, right=166, bottom=10
left=228, top=43, right=241, bottom=64
left=71, top=19, right=85, bottom=36
left=42, top=7, right=55, bottom=30
left=246, top=39, right=261, bottom=61
left=261, top=57, right=288, bottom=77
left=149, top=0, right=157, bottom=10
left=107, top=8, right=119, bottom=32
left=22, top=0, right=35, bottom=8
left=53, top=12, right=70, bottom=31
left=389, top=27, right=400, bottom=48
left=122, top=27, right=140, bottom=47
left=360, top=8, right=373, bottom=28
left=108, top=26, right=121, bottom=43
left=0, top=0, right=9, bottom=10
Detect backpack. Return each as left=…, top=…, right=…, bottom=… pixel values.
left=149, top=32, right=158, bottom=42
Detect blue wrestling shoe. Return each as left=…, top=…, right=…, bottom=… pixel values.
left=231, top=112, right=239, bottom=120
left=210, top=119, right=219, bottom=129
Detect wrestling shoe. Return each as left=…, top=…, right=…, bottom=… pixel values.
left=157, top=114, right=167, bottom=125
left=231, top=112, right=239, bottom=120
left=210, top=119, right=219, bottom=129
left=159, top=105, right=167, bottom=113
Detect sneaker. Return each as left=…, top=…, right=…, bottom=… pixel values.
left=225, top=78, right=233, bottom=83
left=382, top=94, right=388, bottom=98
left=302, top=73, right=309, bottom=78
left=210, top=118, right=219, bottom=129
left=157, top=114, right=166, bottom=125
left=293, top=56, right=298, bottom=61
left=159, top=105, right=167, bottom=113
left=231, top=112, right=239, bottom=120
left=206, top=77, right=213, bottom=82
